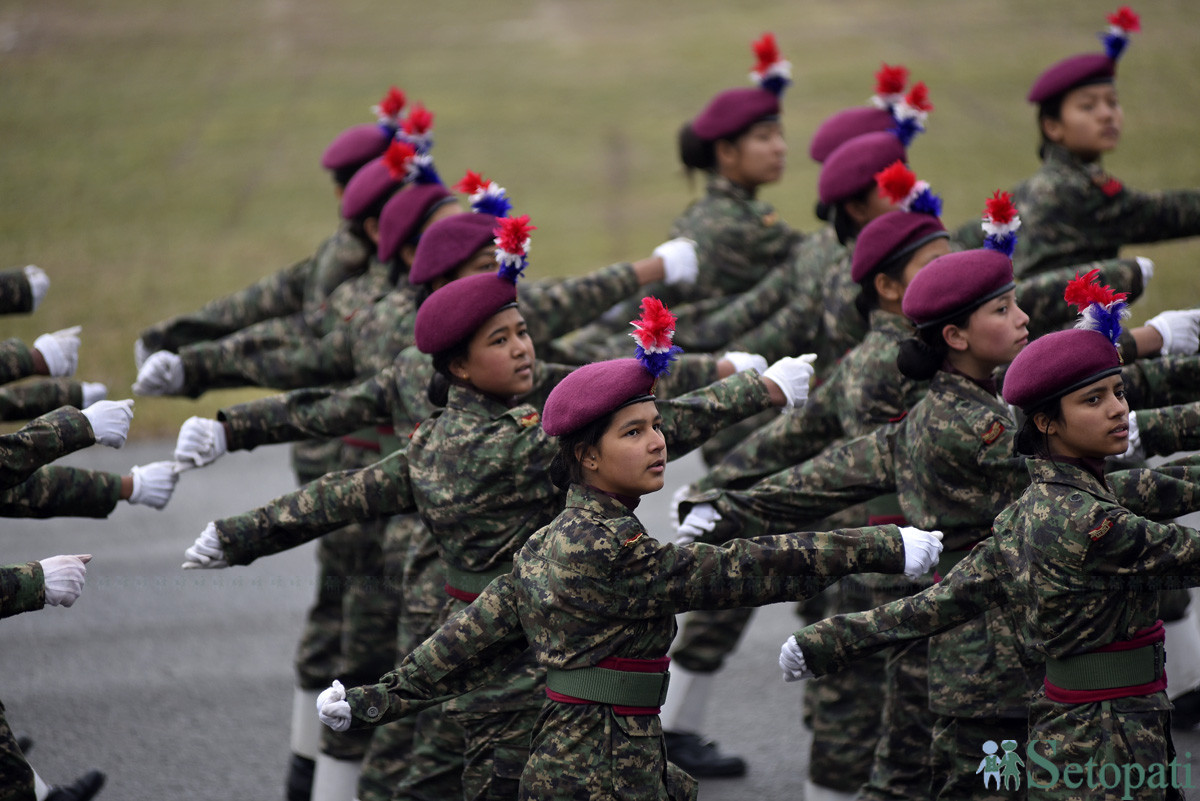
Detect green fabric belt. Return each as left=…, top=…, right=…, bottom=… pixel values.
left=1045, top=643, right=1164, bottom=691
left=545, top=667, right=671, bottom=707
left=443, top=560, right=512, bottom=595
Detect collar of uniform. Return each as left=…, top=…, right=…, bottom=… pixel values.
left=1041, top=141, right=1099, bottom=173
left=868, top=309, right=914, bottom=341
left=567, top=482, right=640, bottom=521
left=930, top=368, right=1007, bottom=413
left=707, top=172, right=757, bottom=202
left=1025, top=456, right=1115, bottom=500
left=446, top=383, right=522, bottom=418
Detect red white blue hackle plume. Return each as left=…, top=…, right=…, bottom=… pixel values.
left=630, top=297, right=683, bottom=380
left=493, top=215, right=535, bottom=283
left=750, top=33, right=791, bottom=97
left=870, top=63, right=909, bottom=111
left=371, top=86, right=406, bottom=133
left=397, top=102, right=435, bottom=154
left=1099, top=6, right=1140, bottom=61
left=888, top=82, right=933, bottom=147
left=874, top=161, right=942, bottom=217
left=980, top=190, right=1022, bottom=258
left=453, top=170, right=513, bottom=218
left=1065, top=269, right=1128, bottom=347
left=382, top=140, right=441, bottom=186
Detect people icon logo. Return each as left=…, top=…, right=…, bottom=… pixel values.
left=977, top=739, right=1024, bottom=791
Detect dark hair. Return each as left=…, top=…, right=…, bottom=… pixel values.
left=1014, top=396, right=1063, bottom=457
left=831, top=185, right=873, bottom=246
left=427, top=339, right=472, bottom=408
left=896, top=306, right=974, bottom=381
left=854, top=248, right=914, bottom=321
left=548, top=409, right=618, bottom=490
left=1036, top=95, right=1065, bottom=160
left=330, top=165, right=359, bottom=189
left=814, top=200, right=832, bottom=223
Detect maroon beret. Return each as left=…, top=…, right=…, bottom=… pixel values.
left=321, top=123, right=392, bottom=173
left=377, top=183, right=454, bottom=262
left=414, top=273, right=517, bottom=355
left=808, top=107, right=895, bottom=164
left=902, top=249, right=1015, bottom=329
left=340, top=157, right=406, bottom=221
left=541, top=359, right=656, bottom=437
left=691, top=87, right=780, bottom=141
left=818, top=132, right=907, bottom=205
left=1002, top=329, right=1121, bottom=411
left=1027, top=53, right=1115, bottom=104
left=408, top=213, right=498, bottom=285
left=851, top=211, right=948, bottom=284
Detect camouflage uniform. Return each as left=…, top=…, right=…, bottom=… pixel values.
left=0, top=268, right=33, bottom=315
left=0, top=407, right=95, bottom=491
left=0, top=379, right=83, bottom=421
left=953, top=143, right=1200, bottom=277
left=0, top=561, right=45, bottom=801
left=0, top=340, right=38, bottom=388
left=0, top=466, right=122, bottom=519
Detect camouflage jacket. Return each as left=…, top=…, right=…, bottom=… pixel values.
left=0, top=465, right=122, bottom=519
left=0, top=269, right=33, bottom=315
left=953, top=143, right=1200, bottom=277
left=0, top=407, right=95, bottom=491
left=0, top=339, right=36, bottom=387
left=139, top=222, right=372, bottom=353
left=0, top=562, right=44, bottom=619
left=0, top=379, right=83, bottom=422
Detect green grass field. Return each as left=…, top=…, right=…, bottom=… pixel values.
left=1, top=0, right=1197, bottom=436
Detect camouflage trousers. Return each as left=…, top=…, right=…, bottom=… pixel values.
left=857, top=639, right=934, bottom=801
left=1026, top=692, right=1182, bottom=801
left=930, top=713, right=1027, bottom=801
left=0, top=700, right=34, bottom=801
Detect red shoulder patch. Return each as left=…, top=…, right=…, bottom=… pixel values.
left=623, top=532, right=647, bottom=546
left=982, top=420, right=1005, bottom=445
left=1089, top=518, right=1114, bottom=540
left=889, top=410, right=909, bottom=424
left=1095, top=174, right=1123, bottom=197
left=519, top=412, right=540, bottom=428
left=408, top=423, right=420, bottom=439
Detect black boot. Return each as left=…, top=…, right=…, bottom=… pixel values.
left=663, top=731, right=747, bottom=778
left=285, top=753, right=316, bottom=801
left=44, top=770, right=105, bottom=801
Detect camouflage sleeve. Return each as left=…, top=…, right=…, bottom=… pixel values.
left=792, top=539, right=1005, bottom=676
left=1110, top=456, right=1200, bottom=521
left=693, top=380, right=844, bottom=494
left=1016, top=258, right=1143, bottom=339
left=1087, top=496, right=1200, bottom=586
left=686, top=422, right=899, bottom=541
left=139, top=257, right=315, bottom=352
left=1099, top=187, right=1200, bottom=250
left=346, top=574, right=527, bottom=727
left=724, top=285, right=827, bottom=365
left=519, top=263, right=640, bottom=348
left=0, top=466, right=122, bottom=518
left=0, top=269, right=33, bottom=315
left=0, top=562, right=45, bottom=619
left=1122, top=354, right=1200, bottom=410
left=672, top=264, right=794, bottom=352
left=656, top=369, right=774, bottom=456
left=0, top=379, right=82, bottom=421
left=215, top=447, right=416, bottom=566
left=219, top=365, right=396, bottom=451
left=1131, top=401, right=1200, bottom=457
left=0, top=406, right=96, bottom=490
left=685, top=200, right=801, bottom=297
left=0, top=339, right=37, bottom=387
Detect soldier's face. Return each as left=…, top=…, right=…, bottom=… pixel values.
left=1044, top=84, right=1123, bottom=161
left=956, top=290, right=1030, bottom=370
left=582, top=401, right=667, bottom=497
left=718, top=120, right=787, bottom=187
left=453, top=307, right=535, bottom=399
left=1038, top=375, right=1129, bottom=459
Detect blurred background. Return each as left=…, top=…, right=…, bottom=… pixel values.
left=1, top=0, right=1197, bottom=438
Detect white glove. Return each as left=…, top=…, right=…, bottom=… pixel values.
left=39, top=554, right=91, bottom=608
left=899, top=526, right=944, bottom=579
left=23, top=265, right=49, bottom=311
left=669, top=484, right=693, bottom=531
left=654, top=237, right=698, bottom=286
left=175, top=417, right=228, bottom=469
left=316, top=680, right=352, bottom=732
left=779, top=635, right=814, bottom=682
left=80, top=382, right=107, bottom=408
left=182, top=522, right=228, bottom=569
left=132, top=351, right=185, bottom=395
left=676, top=502, right=721, bottom=546
left=720, top=351, right=768, bottom=374
left=81, top=399, right=134, bottom=448
left=129, top=461, right=180, bottom=509
left=1120, top=410, right=1144, bottom=462
left=133, top=338, right=151, bottom=370
left=1146, top=309, right=1200, bottom=356
left=762, top=353, right=818, bottom=408
left=32, top=325, right=81, bottom=377
left=1136, top=257, right=1154, bottom=285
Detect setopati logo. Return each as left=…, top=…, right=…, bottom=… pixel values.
left=979, top=738, right=1194, bottom=798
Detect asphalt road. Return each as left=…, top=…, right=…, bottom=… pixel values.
left=4, top=441, right=1199, bottom=800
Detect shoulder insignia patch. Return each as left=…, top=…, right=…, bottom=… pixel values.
left=1094, top=174, right=1123, bottom=197
left=623, top=532, right=647, bottom=546
left=1088, top=518, right=1114, bottom=540
left=889, top=410, right=909, bottom=424
left=761, top=211, right=778, bottom=226
left=519, top=412, right=540, bottom=428
left=408, top=423, right=420, bottom=439
left=982, top=420, right=1005, bottom=445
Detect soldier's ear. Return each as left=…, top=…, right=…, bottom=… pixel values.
left=942, top=323, right=969, bottom=353
left=1033, top=412, right=1057, bottom=438
left=874, top=272, right=904, bottom=304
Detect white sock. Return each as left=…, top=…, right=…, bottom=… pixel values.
left=659, top=666, right=713, bottom=734
left=291, top=687, right=323, bottom=759
left=803, top=778, right=857, bottom=801
left=32, top=768, right=51, bottom=800
left=1165, top=610, right=1200, bottom=701
left=311, top=754, right=362, bottom=801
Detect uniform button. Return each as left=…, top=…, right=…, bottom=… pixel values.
left=367, top=706, right=379, bottom=718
